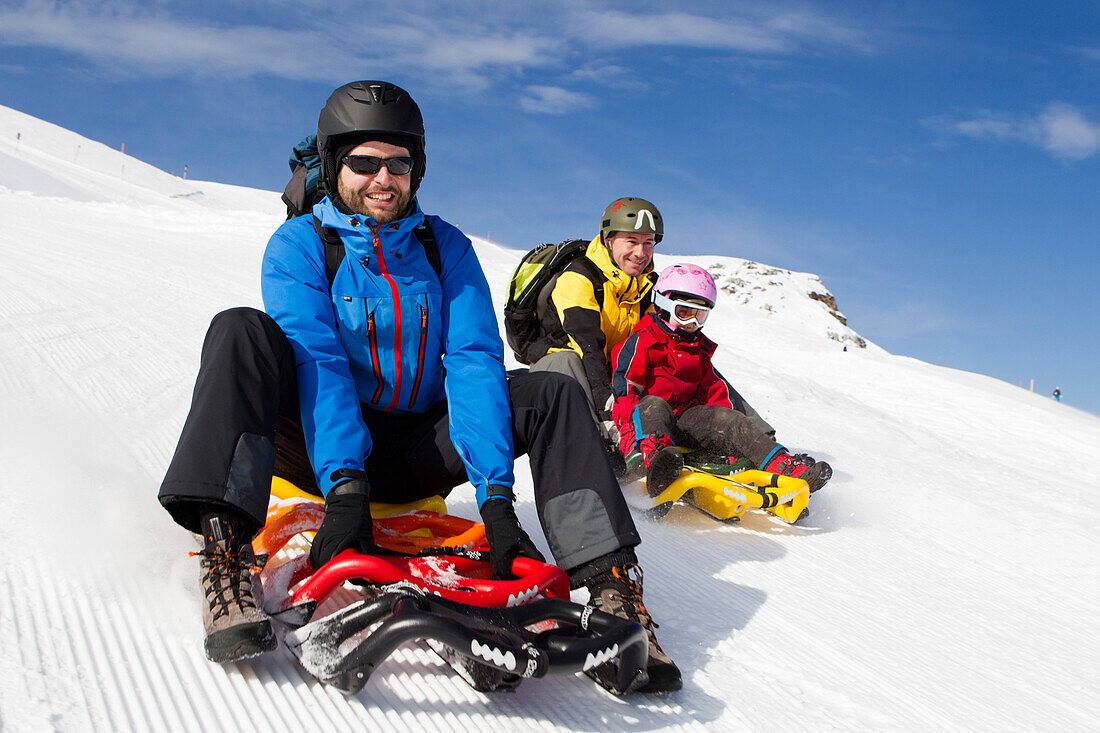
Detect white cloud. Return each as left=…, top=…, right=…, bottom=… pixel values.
left=0, top=2, right=325, bottom=80
left=764, top=10, right=871, bottom=50
left=0, top=1, right=869, bottom=90
left=0, top=1, right=560, bottom=86
left=572, top=9, right=868, bottom=54
left=574, top=10, right=789, bottom=53
left=1038, top=103, right=1100, bottom=160
left=518, top=85, right=596, bottom=115
left=925, top=103, right=1100, bottom=162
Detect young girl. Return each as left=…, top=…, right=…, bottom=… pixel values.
left=610, top=263, right=833, bottom=496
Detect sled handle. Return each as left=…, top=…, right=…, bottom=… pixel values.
left=293, top=551, right=570, bottom=609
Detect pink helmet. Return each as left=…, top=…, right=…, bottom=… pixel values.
left=653, top=263, right=717, bottom=331
left=655, top=263, right=716, bottom=306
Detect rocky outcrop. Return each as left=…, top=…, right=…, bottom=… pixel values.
left=808, top=291, right=847, bottom=325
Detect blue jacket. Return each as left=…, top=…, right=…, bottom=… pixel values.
left=261, top=197, right=515, bottom=503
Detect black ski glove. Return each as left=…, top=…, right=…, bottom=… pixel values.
left=310, top=478, right=375, bottom=570
left=480, top=495, right=546, bottom=580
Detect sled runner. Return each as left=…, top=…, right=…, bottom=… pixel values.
left=284, top=559, right=647, bottom=695
left=254, top=483, right=648, bottom=696
left=626, top=451, right=810, bottom=523
left=649, top=467, right=810, bottom=523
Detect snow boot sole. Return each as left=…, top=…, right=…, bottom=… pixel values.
left=802, top=461, right=833, bottom=493
left=637, top=661, right=683, bottom=693
left=645, top=447, right=684, bottom=497
left=585, top=660, right=648, bottom=695
left=204, top=620, right=277, bottom=663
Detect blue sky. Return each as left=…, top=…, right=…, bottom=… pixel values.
left=2, top=0, right=1098, bottom=416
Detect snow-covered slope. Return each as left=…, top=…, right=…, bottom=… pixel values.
left=2, top=105, right=1098, bottom=732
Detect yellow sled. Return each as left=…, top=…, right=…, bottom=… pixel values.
left=270, top=475, right=448, bottom=516
left=649, top=468, right=810, bottom=523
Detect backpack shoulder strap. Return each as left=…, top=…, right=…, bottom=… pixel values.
left=314, top=214, right=442, bottom=291
left=312, top=215, right=345, bottom=289
left=639, top=270, right=657, bottom=311
left=569, top=253, right=606, bottom=309
left=412, top=218, right=443, bottom=278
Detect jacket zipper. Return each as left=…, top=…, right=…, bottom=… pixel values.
left=370, top=224, right=404, bottom=412
left=366, top=312, right=385, bottom=404
left=408, top=304, right=429, bottom=409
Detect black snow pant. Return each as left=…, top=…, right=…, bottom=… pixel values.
left=159, top=307, right=640, bottom=574
left=634, top=395, right=780, bottom=467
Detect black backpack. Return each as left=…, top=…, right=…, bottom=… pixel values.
left=281, top=134, right=441, bottom=287
left=502, top=239, right=603, bottom=364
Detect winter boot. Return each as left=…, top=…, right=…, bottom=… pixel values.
left=587, top=563, right=682, bottom=693
left=196, top=513, right=276, bottom=663
left=761, top=449, right=833, bottom=493
left=800, top=460, right=832, bottom=492
left=604, top=439, right=628, bottom=478
left=640, top=434, right=684, bottom=497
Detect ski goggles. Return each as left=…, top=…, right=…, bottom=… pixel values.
left=672, top=301, right=711, bottom=327
left=654, top=291, right=712, bottom=328
left=342, top=155, right=414, bottom=176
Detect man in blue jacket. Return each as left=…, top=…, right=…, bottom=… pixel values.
left=158, top=81, right=680, bottom=693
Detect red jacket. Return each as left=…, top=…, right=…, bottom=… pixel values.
left=610, top=313, right=733, bottom=451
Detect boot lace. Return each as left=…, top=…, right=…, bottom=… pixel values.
left=773, top=452, right=814, bottom=474
left=191, top=532, right=262, bottom=621
left=609, top=564, right=659, bottom=633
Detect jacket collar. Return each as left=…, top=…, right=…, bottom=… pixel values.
left=314, top=196, right=426, bottom=235
left=586, top=236, right=655, bottom=301
left=645, top=312, right=717, bottom=354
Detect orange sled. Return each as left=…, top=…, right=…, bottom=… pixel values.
left=255, top=478, right=486, bottom=559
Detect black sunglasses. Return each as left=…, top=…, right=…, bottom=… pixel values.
left=341, top=155, right=414, bottom=176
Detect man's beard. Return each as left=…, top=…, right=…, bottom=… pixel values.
left=336, top=179, right=411, bottom=224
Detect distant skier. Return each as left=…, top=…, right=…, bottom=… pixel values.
left=157, top=81, right=678, bottom=692
left=610, top=263, right=833, bottom=496
left=1053, top=388, right=1061, bottom=402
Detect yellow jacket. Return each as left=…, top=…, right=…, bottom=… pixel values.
left=535, top=236, right=655, bottom=410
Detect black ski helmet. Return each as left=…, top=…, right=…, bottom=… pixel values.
left=317, top=80, right=426, bottom=200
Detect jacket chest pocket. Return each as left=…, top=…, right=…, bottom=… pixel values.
left=404, top=291, right=444, bottom=409
left=333, top=287, right=444, bottom=408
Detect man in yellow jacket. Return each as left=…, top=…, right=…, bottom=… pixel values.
left=529, top=198, right=662, bottom=441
